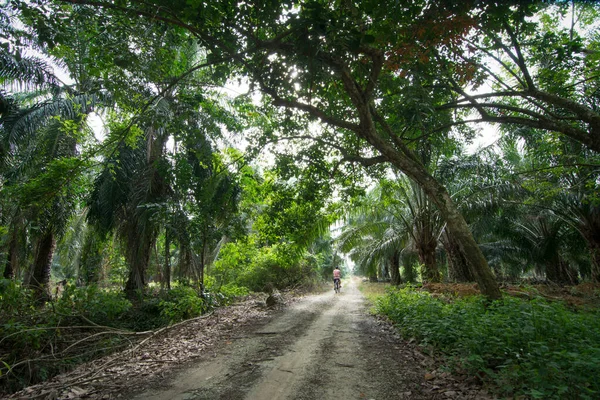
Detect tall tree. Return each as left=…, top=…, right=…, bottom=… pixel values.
left=0, top=4, right=99, bottom=298
left=496, top=131, right=599, bottom=282
left=32, top=0, right=599, bottom=295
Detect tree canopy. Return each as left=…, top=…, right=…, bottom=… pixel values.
left=1, top=0, right=599, bottom=298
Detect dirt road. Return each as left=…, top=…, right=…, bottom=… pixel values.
left=133, top=278, right=491, bottom=400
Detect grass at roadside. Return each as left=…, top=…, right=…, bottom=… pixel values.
left=372, top=285, right=600, bottom=400
left=356, top=278, right=390, bottom=304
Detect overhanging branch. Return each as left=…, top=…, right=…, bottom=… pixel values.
left=257, top=80, right=360, bottom=133
left=261, top=134, right=387, bottom=168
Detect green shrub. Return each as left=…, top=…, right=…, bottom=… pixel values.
left=0, top=282, right=216, bottom=393
left=122, top=295, right=165, bottom=331
left=54, top=284, right=132, bottom=327
left=218, top=282, right=249, bottom=300
left=203, top=276, right=249, bottom=306
left=0, top=279, right=36, bottom=317
left=213, top=240, right=319, bottom=292
left=158, top=286, right=207, bottom=324
left=375, top=287, right=600, bottom=399
left=1, top=280, right=50, bottom=366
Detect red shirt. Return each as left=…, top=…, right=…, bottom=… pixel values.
left=333, top=269, right=341, bottom=279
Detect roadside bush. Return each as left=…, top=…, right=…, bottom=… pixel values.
left=375, top=287, right=600, bottom=399
left=54, top=284, right=132, bottom=327
left=158, top=286, right=207, bottom=324
left=1, top=281, right=51, bottom=368
left=0, top=279, right=36, bottom=317
left=0, top=282, right=132, bottom=393
left=217, top=282, right=250, bottom=301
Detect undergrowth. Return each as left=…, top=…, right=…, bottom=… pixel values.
left=0, top=279, right=248, bottom=394
left=375, top=286, right=600, bottom=400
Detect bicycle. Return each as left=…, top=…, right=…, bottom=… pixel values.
left=334, top=278, right=341, bottom=293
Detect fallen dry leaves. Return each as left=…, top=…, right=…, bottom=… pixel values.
left=4, top=294, right=280, bottom=400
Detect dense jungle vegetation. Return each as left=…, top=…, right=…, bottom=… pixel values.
left=1, top=0, right=599, bottom=397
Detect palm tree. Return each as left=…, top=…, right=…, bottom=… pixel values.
left=87, top=76, right=244, bottom=295
left=388, top=178, right=443, bottom=283
left=553, top=188, right=600, bottom=283
left=442, top=135, right=597, bottom=284
left=337, top=211, right=403, bottom=283
left=1, top=59, right=88, bottom=299
left=0, top=5, right=114, bottom=300
left=436, top=151, right=510, bottom=282
left=337, top=175, right=444, bottom=284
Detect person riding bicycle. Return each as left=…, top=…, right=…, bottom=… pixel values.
left=333, top=266, right=341, bottom=291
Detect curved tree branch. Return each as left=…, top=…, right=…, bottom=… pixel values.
left=502, top=22, right=536, bottom=90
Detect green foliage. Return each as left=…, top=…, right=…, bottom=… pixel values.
left=157, top=286, right=207, bottom=324
left=214, top=282, right=249, bottom=300
left=54, top=284, right=132, bottom=327
left=375, top=287, right=600, bottom=399
left=0, top=279, right=35, bottom=317
left=236, top=243, right=292, bottom=290
left=212, top=238, right=320, bottom=292
left=0, top=281, right=219, bottom=392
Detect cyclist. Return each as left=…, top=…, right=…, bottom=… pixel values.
left=333, top=266, right=341, bottom=292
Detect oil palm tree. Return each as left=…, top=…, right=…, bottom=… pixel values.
left=337, top=174, right=444, bottom=284
left=0, top=5, right=115, bottom=299
left=337, top=209, right=405, bottom=283
left=442, top=136, right=597, bottom=284
left=1, top=53, right=91, bottom=299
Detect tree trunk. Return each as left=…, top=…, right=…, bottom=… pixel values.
left=3, top=252, right=14, bottom=279
left=401, top=252, right=418, bottom=283
left=589, top=243, right=600, bottom=283
left=123, top=125, right=168, bottom=296
left=178, top=245, right=191, bottom=280
left=124, top=235, right=153, bottom=297
left=125, top=251, right=149, bottom=296
left=164, top=227, right=171, bottom=290
left=441, top=206, right=501, bottom=299
left=416, top=235, right=439, bottom=283
left=389, top=250, right=402, bottom=285
left=392, top=165, right=500, bottom=297
left=358, top=120, right=502, bottom=299
left=3, top=227, right=18, bottom=280
left=381, top=261, right=390, bottom=281
left=442, top=230, right=475, bottom=282
left=545, top=255, right=578, bottom=285
left=199, top=236, right=206, bottom=293
left=80, top=231, right=104, bottom=284
left=29, top=230, right=56, bottom=302
left=580, top=220, right=600, bottom=283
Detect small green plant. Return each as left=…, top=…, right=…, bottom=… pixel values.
left=218, top=282, right=249, bottom=300
left=0, top=279, right=36, bottom=317
left=0, top=280, right=223, bottom=394
left=158, top=286, right=207, bottom=324
left=375, top=287, right=600, bottom=399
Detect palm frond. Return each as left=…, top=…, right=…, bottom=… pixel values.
left=2, top=91, right=111, bottom=141
left=0, top=51, right=61, bottom=92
